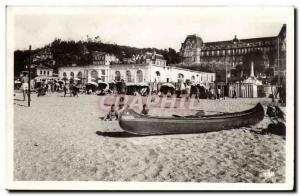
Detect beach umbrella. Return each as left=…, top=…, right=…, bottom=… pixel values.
left=74, top=78, right=80, bottom=81
left=87, top=81, right=98, bottom=87
left=127, top=83, right=148, bottom=87
left=161, top=83, right=175, bottom=89
left=98, top=82, right=109, bottom=90
left=136, top=83, right=148, bottom=87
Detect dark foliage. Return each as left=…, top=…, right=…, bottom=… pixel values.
left=241, top=50, right=265, bottom=76
left=14, top=38, right=182, bottom=77
left=14, top=50, right=29, bottom=77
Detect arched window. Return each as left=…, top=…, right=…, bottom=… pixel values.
left=126, top=70, right=132, bottom=82
left=191, top=75, right=195, bottom=82
left=115, top=71, right=121, bottom=81
left=136, top=70, right=143, bottom=83
left=63, top=72, right=67, bottom=78
left=70, top=72, right=74, bottom=79
left=155, top=71, right=161, bottom=82
left=91, top=70, right=98, bottom=81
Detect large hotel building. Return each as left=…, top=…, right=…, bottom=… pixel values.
left=180, top=24, right=286, bottom=78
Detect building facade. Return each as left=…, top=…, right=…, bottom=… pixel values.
left=180, top=34, right=203, bottom=64
left=33, top=65, right=59, bottom=82
left=180, top=24, right=286, bottom=78
left=36, top=65, right=53, bottom=77
left=123, top=51, right=167, bottom=66
left=32, top=47, right=53, bottom=62
left=58, top=51, right=215, bottom=85
left=92, top=51, right=119, bottom=65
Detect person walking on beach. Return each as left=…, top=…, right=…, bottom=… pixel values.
left=232, top=87, right=237, bottom=99
left=21, top=73, right=29, bottom=101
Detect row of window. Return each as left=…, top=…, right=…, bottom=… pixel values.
left=201, top=47, right=271, bottom=57
left=62, top=70, right=214, bottom=83
left=155, top=60, right=166, bottom=66
left=177, top=73, right=214, bottom=82
left=39, top=70, right=51, bottom=76
left=203, top=41, right=273, bottom=50
left=94, top=55, right=105, bottom=60
left=93, top=61, right=110, bottom=65
left=114, top=70, right=144, bottom=83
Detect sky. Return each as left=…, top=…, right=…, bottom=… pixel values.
left=12, top=7, right=287, bottom=51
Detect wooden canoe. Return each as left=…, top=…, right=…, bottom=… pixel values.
left=118, top=103, right=265, bottom=136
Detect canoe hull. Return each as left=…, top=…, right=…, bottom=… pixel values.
left=118, top=103, right=265, bottom=136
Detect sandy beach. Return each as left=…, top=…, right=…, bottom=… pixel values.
left=13, top=92, right=285, bottom=182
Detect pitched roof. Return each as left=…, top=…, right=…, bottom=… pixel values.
left=183, top=34, right=204, bottom=48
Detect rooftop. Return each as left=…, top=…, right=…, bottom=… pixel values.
left=36, top=64, right=53, bottom=70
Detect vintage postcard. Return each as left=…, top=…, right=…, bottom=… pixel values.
left=6, top=6, right=294, bottom=190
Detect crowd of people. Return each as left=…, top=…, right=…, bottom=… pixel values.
left=16, top=74, right=286, bottom=122
left=17, top=73, right=229, bottom=101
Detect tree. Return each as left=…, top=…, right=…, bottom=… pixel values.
left=242, top=50, right=265, bottom=76
left=14, top=50, right=29, bottom=77
left=265, top=67, right=274, bottom=77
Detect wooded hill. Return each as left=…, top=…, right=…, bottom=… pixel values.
left=14, top=38, right=182, bottom=77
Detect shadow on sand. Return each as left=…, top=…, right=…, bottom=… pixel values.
left=96, top=131, right=144, bottom=138
left=14, top=98, right=24, bottom=101
left=250, top=122, right=286, bottom=138
left=13, top=102, right=28, bottom=107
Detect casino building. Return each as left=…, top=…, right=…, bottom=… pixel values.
left=180, top=24, right=286, bottom=78
left=58, top=50, right=216, bottom=86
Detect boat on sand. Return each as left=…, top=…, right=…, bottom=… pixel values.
left=118, top=103, right=265, bottom=136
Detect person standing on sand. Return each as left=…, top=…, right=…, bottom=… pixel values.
left=221, top=87, right=225, bottom=100
left=21, top=73, right=29, bottom=101
left=176, top=81, right=183, bottom=98
left=47, top=81, right=52, bottom=95
left=233, top=87, right=237, bottom=99
left=185, top=80, right=191, bottom=101
left=217, top=87, right=221, bottom=100
left=195, top=84, right=200, bottom=102
left=141, top=104, right=149, bottom=115
left=120, top=79, right=127, bottom=95
left=63, top=83, right=68, bottom=97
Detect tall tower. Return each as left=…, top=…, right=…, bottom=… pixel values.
left=250, top=61, right=255, bottom=77
left=180, top=34, right=203, bottom=65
